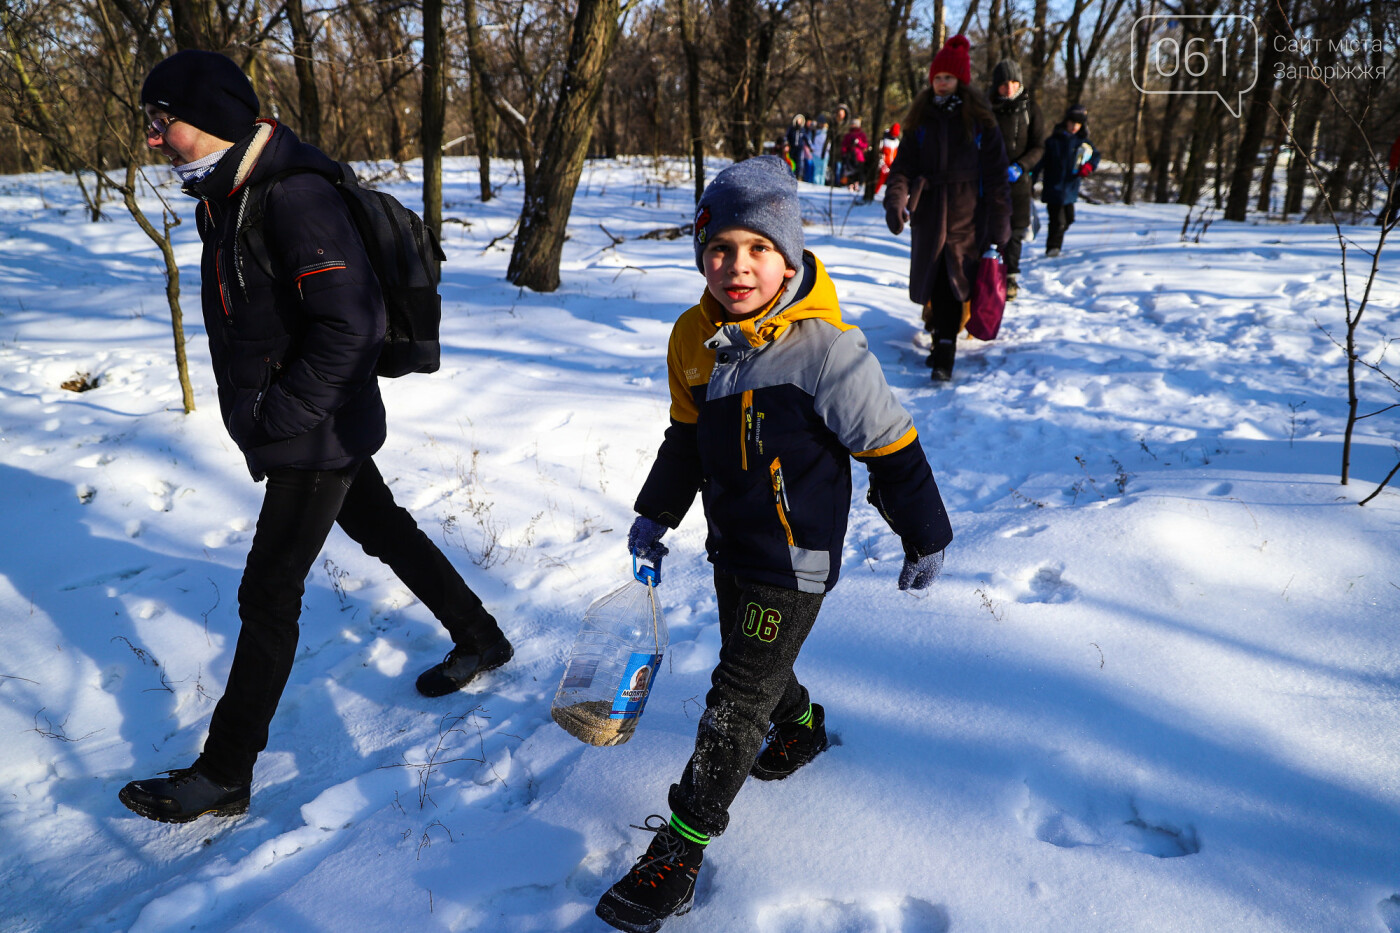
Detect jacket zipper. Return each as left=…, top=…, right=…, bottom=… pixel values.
left=215, top=248, right=233, bottom=320
left=769, top=458, right=794, bottom=546
left=251, top=360, right=281, bottom=423
left=740, top=389, right=754, bottom=471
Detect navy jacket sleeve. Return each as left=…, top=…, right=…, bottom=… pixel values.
left=257, top=173, right=385, bottom=441
left=634, top=419, right=703, bottom=529
left=862, top=444, right=953, bottom=560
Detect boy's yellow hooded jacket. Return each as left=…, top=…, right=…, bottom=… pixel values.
left=635, top=253, right=951, bottom=593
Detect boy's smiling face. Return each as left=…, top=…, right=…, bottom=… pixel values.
left=701, top=228, right=796, bottom=321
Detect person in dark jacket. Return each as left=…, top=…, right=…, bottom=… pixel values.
left=826, top=103, right=851, bottom=185
left=885, top=34, right=1012, bottom=381
left=989, top=60, right=1044, bottom=299
left=595, top=157, right=952, bottom=933
left=118, top=51, right=512, bottom=825
left=1037, top=103, right=1100, bottom=256
left=785, top=113, right=812, bottom=180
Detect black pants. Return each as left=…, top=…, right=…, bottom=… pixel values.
left=668, top=572, right=824, bottom=838
left=1003, top=229, right=1026, bottom=275
left=196, top=458, right=501, bottom=785
left=1046, top=202, right=1076, bottom=251
left=920, top=258, right=963, bottom=371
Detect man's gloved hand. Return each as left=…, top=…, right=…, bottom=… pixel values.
left=1078, top=163, right=1094, bottom=177
left=627, top=515, right=670, bottom=566
left=898, top=550, right=944, bottom=591
left=885, top=191, right=909, bottom=235
left=1007, top=163, right=1023, bottom=183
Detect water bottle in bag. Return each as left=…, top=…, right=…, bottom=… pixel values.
left=551, top=557, right=668, bottom=747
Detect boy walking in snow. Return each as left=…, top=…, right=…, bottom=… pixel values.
left=118, top=51, right=512, bottom=824
left=595, top=156, right=953, bottom=932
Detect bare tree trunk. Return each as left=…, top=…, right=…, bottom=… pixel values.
left=507, top=0, right=624, bottom=292
left=723, top=0, right=756, bottom=160
left=1256, top=76, right=1298, bottom=215
left=933, top=0, right=946, bottom=50
left=421, top=0, right=445, bottom=236
left=1149, top=80, right=1186, bottom=202
left=678, top=0, right=705, bottom=202
left=462, top=0, right=495, bottom=202
left=1123, top=0, right=1153, bottom=204
left=1281, top=0, right=1348, bottom=215
left=986, top=0, right=1002, bottom=74
left=958, top=0, right=979, bottom=36
left=286, top=0, right=322, bottom=147
left=1030, top=0, right=1048, bottom=96
left=864, top=0, right=911, bottom=201
left=1224, top=0, right=1288, bottom=221
left=1178, top=95, right=1220, bottom=205
left=120, top=164, right=197, bottom=414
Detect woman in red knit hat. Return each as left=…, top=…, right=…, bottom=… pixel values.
left=883, top=34, right=1011, bottom=382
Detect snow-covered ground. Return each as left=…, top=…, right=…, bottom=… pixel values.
left=1, top=157, right=1399, bottom=933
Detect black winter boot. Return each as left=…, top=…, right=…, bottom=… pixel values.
left=751, top=703, right=829, bottom=781
left=415, top=632, right=513, bottom=697
left=929, top=338, right=956, bottom=382
left=1006, top=273, right=1019, bottom=301
left=118, top=766, right=250, bottom=824
left=597, top=815, right=706, bottom=933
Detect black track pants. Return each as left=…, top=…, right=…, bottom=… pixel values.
left=668, top=571, right=824, bottom=838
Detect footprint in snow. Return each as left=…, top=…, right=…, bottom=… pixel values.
left=1209, top=482, right=1232, bottom=496
left=1001, top=524, right=1048, bottom=539
left=1021, top=783, right=1200, bottom=859
left=1017, top=564, right=1078, bottom=604
left=1378, top=894, right=1400, bottom=932
left=755, top=895, right=949, bottom=933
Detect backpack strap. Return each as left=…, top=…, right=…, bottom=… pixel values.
left=237, top=167, right=328, bottom=284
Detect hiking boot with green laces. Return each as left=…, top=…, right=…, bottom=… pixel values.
left=751, top=703, right=829, bottom=781
left=596, top=814, right=706, bottom=933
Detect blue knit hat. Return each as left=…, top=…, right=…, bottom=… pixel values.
left=693, top=156, right=804, bottom=272
left=141, top=50, right=260, bottom=144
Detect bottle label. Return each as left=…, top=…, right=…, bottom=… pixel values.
left=560, top=657, right=600, bottom=690
left=610, top=652, right=662, bottom=719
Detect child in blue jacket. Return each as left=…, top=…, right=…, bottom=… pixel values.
left=596, top=155, right=953, bottom=932
left=1038, top=103, right=1101, bottom=256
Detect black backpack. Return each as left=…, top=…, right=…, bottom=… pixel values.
left=239, top=163, right=446, bottom=377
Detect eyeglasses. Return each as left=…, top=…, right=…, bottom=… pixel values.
left=146, top=115, right=181, bottom=139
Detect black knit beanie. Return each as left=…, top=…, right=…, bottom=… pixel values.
left=1065, top=104, right=1089, bottom=125
left=693, top=156, right=804, bottom=272
left=141, top=50, right=259, bottom=144
left=992, top=60, right=1023, bottom=87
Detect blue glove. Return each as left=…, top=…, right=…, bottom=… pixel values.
left=898, top=550, right=944, bottom=591
left=627, top=515, right=670, bottom=567
left=1007, top=163, right=1023, bottom=184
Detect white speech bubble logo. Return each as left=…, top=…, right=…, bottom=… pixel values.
left=1131, top=14, right=1259, bottom=118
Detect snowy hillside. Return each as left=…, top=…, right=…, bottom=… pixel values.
left=1, top=158, right=1398, bottom=933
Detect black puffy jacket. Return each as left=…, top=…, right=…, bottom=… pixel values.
left=185, top=120, right=386, bottom=478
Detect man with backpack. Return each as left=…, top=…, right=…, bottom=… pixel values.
left=119, top=50, right=512, bottom=824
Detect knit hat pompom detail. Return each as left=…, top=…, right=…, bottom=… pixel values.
left=141, top=50, right=259, bottom=145
left=693, top=156, right=804, bottom=273
left=929, top=34, right=972, bottom=87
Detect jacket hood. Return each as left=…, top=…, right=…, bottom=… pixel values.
left=187, top=119, right=340, bottom=201
left=700, top=251, right=843, bottom=350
